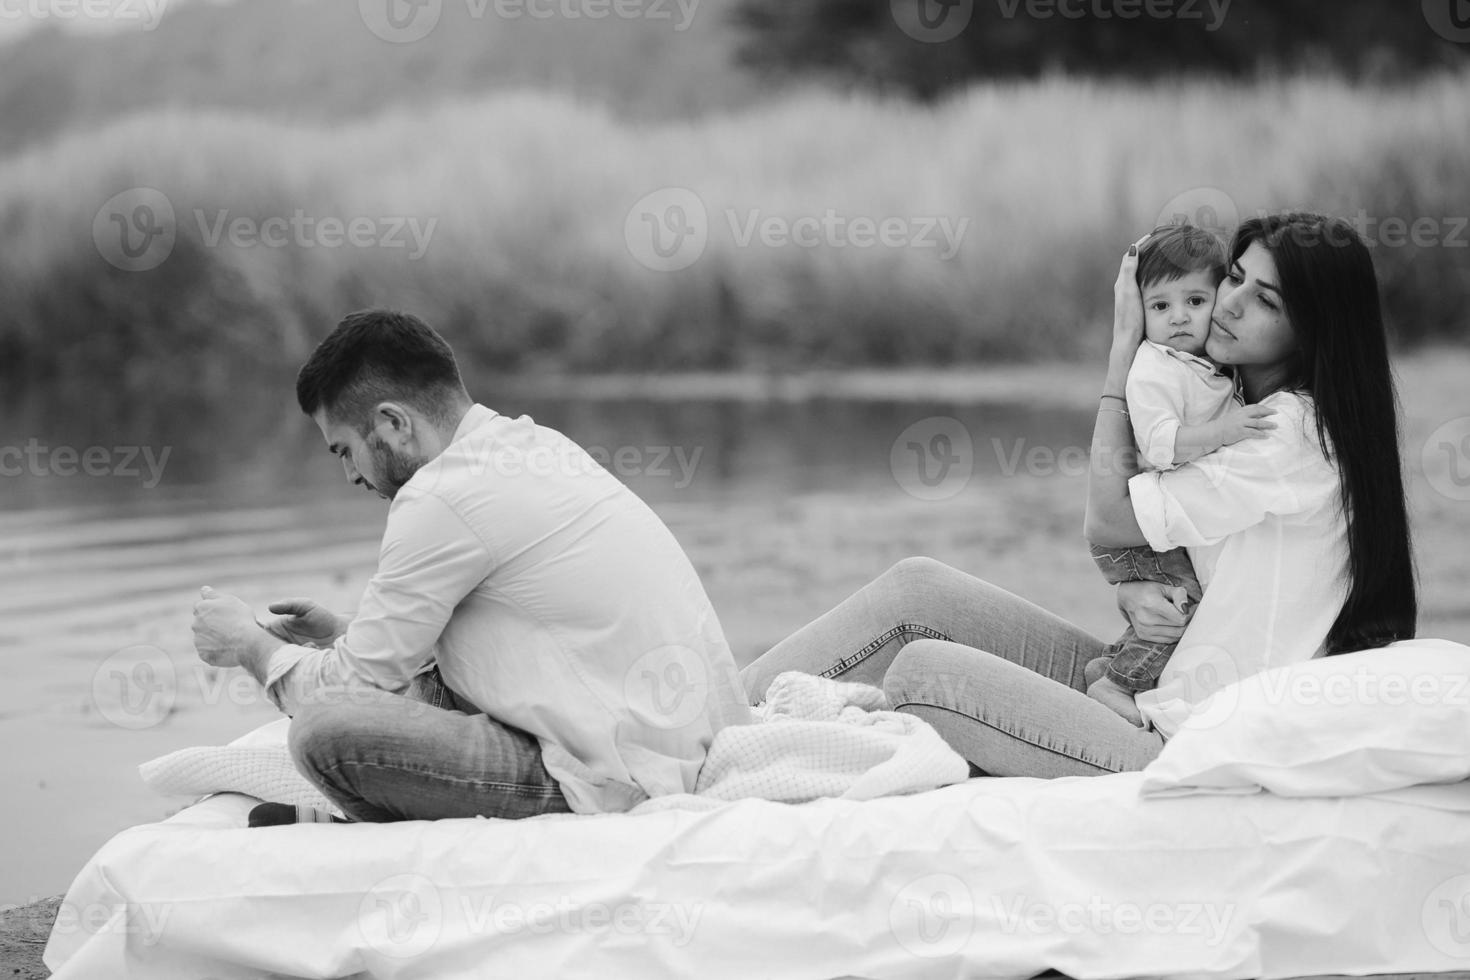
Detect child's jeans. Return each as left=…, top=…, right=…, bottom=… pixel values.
left=1088, top=544, right=1203, bottom=693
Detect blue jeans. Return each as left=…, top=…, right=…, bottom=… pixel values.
left=1089, top=544, right=1203, bottom=693
left=287, top=668, right=574, bottom=822
left=740, top=558, right=1165, bottom=777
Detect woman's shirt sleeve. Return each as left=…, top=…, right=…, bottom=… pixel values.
left=1128, top=392, right=1327, bottom=552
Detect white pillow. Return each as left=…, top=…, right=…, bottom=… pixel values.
left=1139, top=638, right=1470, bottom=798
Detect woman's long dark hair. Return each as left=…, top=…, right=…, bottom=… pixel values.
left=1230, top=213, right=1417, bottom=654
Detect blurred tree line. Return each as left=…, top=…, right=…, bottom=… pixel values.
left=734, top=0, right=1470, bottom=98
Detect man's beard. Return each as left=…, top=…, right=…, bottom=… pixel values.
left=366, top=433, right=423, bottom=500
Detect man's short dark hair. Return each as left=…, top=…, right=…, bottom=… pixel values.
left=296, top=309, right=468, bottom=430
left=1137, top=224, right=1227, bottom=291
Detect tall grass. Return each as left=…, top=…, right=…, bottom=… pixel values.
left=2, top=71, right=1467, bottom=399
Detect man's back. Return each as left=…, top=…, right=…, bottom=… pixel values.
left=354, top=404, right=752, bottom=812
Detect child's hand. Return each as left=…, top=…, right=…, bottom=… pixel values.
left=1217, top=403, right=1279, bottom=446
left=1087, top=675, right=1145, bottom=727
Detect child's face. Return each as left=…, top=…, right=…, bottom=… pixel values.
left=1142, top=269, right=1217, bottom=357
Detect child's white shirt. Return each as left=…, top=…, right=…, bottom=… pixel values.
left=1127, top=339, right=1239, bottom=471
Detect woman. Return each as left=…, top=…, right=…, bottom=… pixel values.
left=741, top=213, right=1418, bottom=776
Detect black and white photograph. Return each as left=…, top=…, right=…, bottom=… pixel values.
left=2, top=1, right=1469, bottom=977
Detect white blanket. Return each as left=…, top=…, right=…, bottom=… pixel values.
left=46, top=766, right=1470, bottom=979
left=136, top=672, right=969, bottom=815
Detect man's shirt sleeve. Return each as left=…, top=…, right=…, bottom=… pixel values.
left=263, top=489, right=495, bottom=715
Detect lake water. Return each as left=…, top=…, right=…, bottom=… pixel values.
left=0, top=380, right=1106, bottom=905
left=3, top=361, right=1467, bottom=906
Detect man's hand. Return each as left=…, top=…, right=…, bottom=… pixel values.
left=1116, top=581, right=1192, bottom=644
left=264, top=598, right=348, bottom=649
left=193, top=586, right=269, bottom=668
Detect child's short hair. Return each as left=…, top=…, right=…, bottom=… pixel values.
left=1137, top=224, right=1227, bottom=290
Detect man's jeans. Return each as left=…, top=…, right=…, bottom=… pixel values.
left=741, top=558, right=1166, bottom=777
left=287, top=667, right=574, bottom=822
left=1088, top=544, right=1203, bottom=693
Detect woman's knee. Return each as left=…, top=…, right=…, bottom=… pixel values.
left=878, top=556, right=962, bottom=593
left=883, top=638, right=989, bottom=710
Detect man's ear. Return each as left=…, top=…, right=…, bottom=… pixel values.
left=373, top=402, right=414, bottom=439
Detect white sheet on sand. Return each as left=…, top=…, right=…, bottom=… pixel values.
left=44, top=675, right=1470, bottom=979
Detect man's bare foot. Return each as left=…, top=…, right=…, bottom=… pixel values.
left=1087, top=675, right=1144, bottom=727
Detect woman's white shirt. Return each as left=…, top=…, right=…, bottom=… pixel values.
left=1128, top=390, right=1350, bottom=738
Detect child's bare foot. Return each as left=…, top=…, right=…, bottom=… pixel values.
left=1087, top=675, right=1144, bottom=727
left=1084, top=657, right=1110, bottom=687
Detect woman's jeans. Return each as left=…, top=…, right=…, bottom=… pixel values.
left=740, top=557, right=1166, bottom=777
left=287, top=668, right=574, bottom=822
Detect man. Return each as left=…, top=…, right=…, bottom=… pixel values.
left=192, top=309, right=750, bottom=821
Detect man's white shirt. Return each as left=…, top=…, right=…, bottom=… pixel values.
left=263, top=404, right=752, bottom=812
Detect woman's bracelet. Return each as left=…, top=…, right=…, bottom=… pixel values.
left=1100, top=393, right=1128, bottom=404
